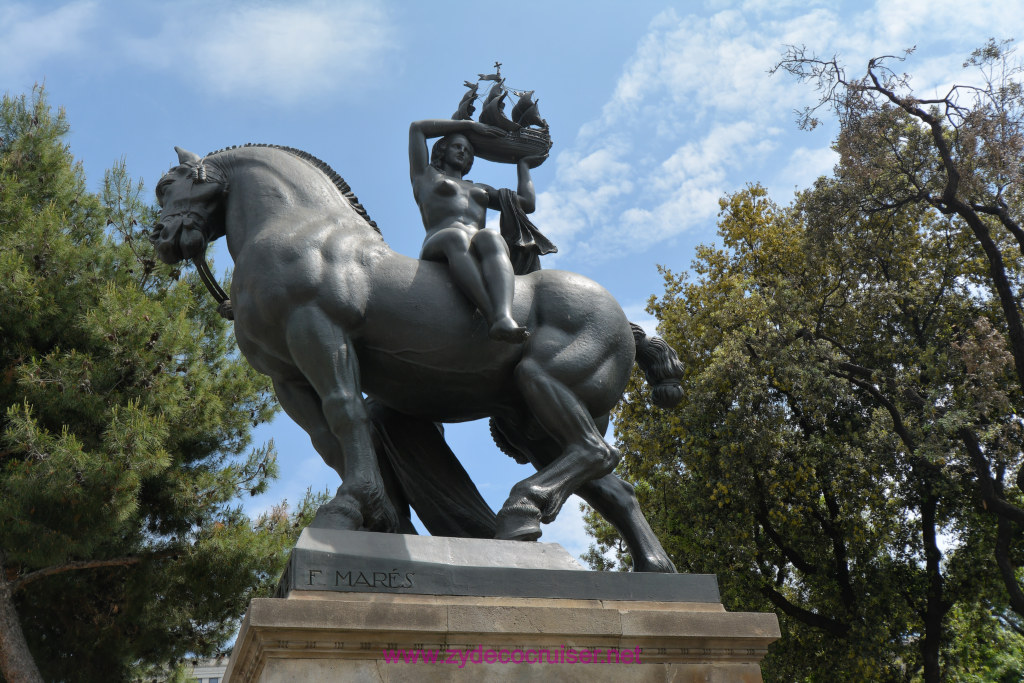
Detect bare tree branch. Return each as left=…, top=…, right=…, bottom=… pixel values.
left=995, top=517, right=1024, bottom=615
left=959, top=428, right=1024, bottom=526
left=760, top=583, right=851, bottom=637
left=10, top=551, right=177, bottom=593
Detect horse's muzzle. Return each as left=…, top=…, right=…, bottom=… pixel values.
left=151, top=218, right=207, bottom=264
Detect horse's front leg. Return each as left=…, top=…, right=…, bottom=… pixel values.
left=282, top=305, right=398, bottom=533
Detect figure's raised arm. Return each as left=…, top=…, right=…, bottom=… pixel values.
left=514, top=155, right=546, bottom=213
left=409, top=119, right=501, bottom=184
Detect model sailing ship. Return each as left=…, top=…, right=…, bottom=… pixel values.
left=452, top=62, right=552, bottom=168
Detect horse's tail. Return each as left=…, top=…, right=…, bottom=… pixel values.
left=631, top=322, right=684, bottom=409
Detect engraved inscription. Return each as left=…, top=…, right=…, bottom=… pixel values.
left=301, top=566, right=417, bottom=589
left=332, top=567, right=415, bottom=589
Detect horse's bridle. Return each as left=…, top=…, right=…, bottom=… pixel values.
left=157, top=161, right=234, bottom=320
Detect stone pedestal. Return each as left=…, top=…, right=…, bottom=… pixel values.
left=224, top=530, right=780, bottom=682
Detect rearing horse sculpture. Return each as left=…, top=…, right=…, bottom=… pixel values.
left=151, top=144, right=682, bottom=572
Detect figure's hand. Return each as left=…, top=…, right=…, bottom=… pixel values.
left=520, top=153, right=549, bottom=169
left=470, top=122, right=504, bottom=138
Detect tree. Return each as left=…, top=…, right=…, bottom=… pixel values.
left=592, top=41, right=1024, bottom=681
left=776, top=38, right=1024, bottom=674
left=0, top=88, right=309, bottom=681
left=596, top=182, right=1024, bottom=680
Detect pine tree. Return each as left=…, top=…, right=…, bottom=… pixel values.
left=0, top=87, right=310, bottom=681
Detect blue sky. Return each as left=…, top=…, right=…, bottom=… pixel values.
left=4, top=0, right=1021, bottom=559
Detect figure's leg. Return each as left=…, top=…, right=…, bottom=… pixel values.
left=471, top=230, right=527, bottom=343
left=493, top=418, right=676, bottom=572
left=495, top=355, right=620, bottom=540
left=422, top=228, right=494, bottom=321
left=280, top=305, right=398, bottom=532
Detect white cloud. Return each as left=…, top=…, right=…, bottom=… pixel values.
left=541, top=494, right=591, bottom=560
left=570, top=118, right=783, bottom=257
left=771, top=145, right=839, bottom=196
left=538, top=3, right=1024, bottom=264
left=0, top=1, right=396, bottom=103
left=124, top=1, right=395, bottom=102
left=597, top=7, right=829, bottom=132
left=621, top=302, right=658, bottom=337
left=540, top=7, right=837, bottom=261
left=0, top=1, right=98, bottom=83
left=652, top=121, right=778, bottom=194
left=874, top=0, right=1024, bottom=47
left=531, top=139, right=637, bottom=259
left=559, top=144, right=632, bottom=187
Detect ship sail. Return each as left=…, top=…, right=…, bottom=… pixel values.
left=479, top=83, right=520, bottom=132
left=511, top=90, right=546, bottom=129
left=452, top=81, right=478, bottom=120
left=452, top=65, right=552, bottom=167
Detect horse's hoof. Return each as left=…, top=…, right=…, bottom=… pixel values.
left=495, top=508, right=542, bottom=541
left=489, top=317, right=529, bottom=344
left=633, top=554, right=678, bottom=573
left=334, top=478, right=400, bottom=534
left=309, top=498, right=362, bottom=531
left=363, top=499, right=401, bottom=534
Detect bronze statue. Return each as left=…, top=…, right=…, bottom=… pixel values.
left=148, top=71, right=683, bottom=572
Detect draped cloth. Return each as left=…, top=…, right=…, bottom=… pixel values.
left=498, top=188, right=557, bottom=275
left=367, top=399, right=497, bottom=539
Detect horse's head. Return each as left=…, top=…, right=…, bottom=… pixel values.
left=150, top=147, right=228, bottom=264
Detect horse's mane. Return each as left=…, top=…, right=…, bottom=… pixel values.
left=205, top=143, right=381, bottom=235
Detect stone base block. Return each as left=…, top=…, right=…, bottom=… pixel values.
left=224, top=592, right=779, bottom=682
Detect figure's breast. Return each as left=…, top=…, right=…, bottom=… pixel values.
left=417, top=174, right=488, bottom=230
left=468, top=183, right=490, bottom=207
left=434, top=177, right=488, bottom=205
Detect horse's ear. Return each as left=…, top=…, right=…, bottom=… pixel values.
left=174, top=146, right=201, bottom=164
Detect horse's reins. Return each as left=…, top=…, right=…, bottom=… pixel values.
left=192, top=255, right=233, bottom=320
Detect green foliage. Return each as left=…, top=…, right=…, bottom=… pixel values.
left=0, top=87, right=306, bottom=680
left=133, top=660, right=200, bottom=683
left=943, top=606, right=1024, bottom=682
left=166, top=663, right=200, bottom=683
left=600, top=177, right=1023, bottom=679
left=595, top=41, right=1024, bottom=681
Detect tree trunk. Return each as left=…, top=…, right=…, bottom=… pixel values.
left=920, top=497, right=947, bottom=683
left=0, top=554, right=44, bottom=683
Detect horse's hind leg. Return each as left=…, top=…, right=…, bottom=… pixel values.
left=495, top=357, right=621, bottom=541
left=493, top=419, right=676, bottom=573
left=280, top=306, right=398, bottom=533
left=579, top=477, right=676, bottom=573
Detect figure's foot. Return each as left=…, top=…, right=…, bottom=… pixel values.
left=310, top=482, right=400, bottom=534
left=360, top=486, right=401, bottom=533
left=489, top=316, right=529, bottom=343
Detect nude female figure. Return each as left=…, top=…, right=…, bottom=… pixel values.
left=409, top=119, right=542, bottom=343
